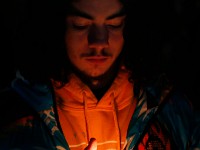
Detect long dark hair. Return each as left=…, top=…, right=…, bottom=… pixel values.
left=14, top=0, right=174, bottom=91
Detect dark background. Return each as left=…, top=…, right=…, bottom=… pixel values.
left=1, top=0, right=200, bottom=109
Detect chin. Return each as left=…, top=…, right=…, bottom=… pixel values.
left=87, top=70, right=111, bottom=80
left=88, top=73, right=105, bottom=79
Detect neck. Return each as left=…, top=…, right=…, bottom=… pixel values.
left=89, top=70, right=117, bottom=100
left=72, top=64, right=120, bottom=100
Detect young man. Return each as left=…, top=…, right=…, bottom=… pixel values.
left=0, top=0, right=199, bottom=149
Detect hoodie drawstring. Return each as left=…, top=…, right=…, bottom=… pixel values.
left=110, top=92, right=121, bottom=150
left=83, top=91, right=91, bottom=143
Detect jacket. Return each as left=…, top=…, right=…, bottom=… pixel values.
left=0, top=73, right=199, bottom=150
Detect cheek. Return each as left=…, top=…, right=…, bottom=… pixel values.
left=65, top=32, right=78, bottom=47
left=65, top=40, right=77, bottom=62
left=110, top=33, right=124, bottom=54
left=65, top=31, right=87, bottom=49
left=65, top=33, right=81, bottom=58
left=109, top=31, right=124, bottom=43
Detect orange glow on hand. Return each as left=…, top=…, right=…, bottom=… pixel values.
left=84, top=138, right=97, bottom=150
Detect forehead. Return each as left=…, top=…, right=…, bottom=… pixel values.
left=70, top=0, right=124, bottom=19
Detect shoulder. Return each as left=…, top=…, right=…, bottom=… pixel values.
left=0, top=86, right=56, bottom=149
left=144, top=73, right=195, bottom=132
left=144, top=74, right=199, bottom=148
left=0, top=86, right=37, bottom=128
left=145, top=73, right=193, bottom=111
left=0, top=77, right=61, bottom=148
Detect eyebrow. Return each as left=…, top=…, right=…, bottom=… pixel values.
left=68, top=6, right=126, bottom=20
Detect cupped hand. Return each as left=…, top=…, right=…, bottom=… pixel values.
left=84, top=138, right=97, bottom=150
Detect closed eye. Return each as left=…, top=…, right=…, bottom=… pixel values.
left=108, top=23, right=124, bottom=28
left=72, top=24, right=89, bottom=30
left=107, top=22, right=124, bottom=30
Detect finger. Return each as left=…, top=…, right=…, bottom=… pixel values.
left=85, top=138, right=97, bottom=150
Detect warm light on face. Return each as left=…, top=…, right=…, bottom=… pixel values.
left=65, top=0, right=126, bottom=78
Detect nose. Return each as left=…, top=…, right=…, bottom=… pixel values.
left=88, top=25, right=109, bottom=50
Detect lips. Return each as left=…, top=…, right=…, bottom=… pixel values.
left=85, top=56, right=109, bottom=64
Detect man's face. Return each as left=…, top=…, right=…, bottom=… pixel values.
left=65, top=0, right=126, bottom=78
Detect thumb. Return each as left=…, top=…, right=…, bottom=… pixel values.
left=85, top=138, right=97, bottom=150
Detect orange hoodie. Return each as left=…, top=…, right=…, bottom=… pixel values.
left=53, top=68, right=137, bottom=150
